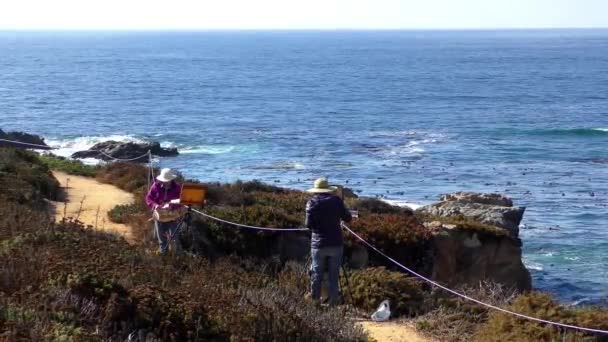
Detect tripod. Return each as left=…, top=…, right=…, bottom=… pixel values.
left=160, top=206, right=193, bottom=256
left=339, top=259, right=355, bottom=308
left=170, top=206, right=193, bottom=241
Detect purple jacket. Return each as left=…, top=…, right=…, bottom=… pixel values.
left=146, top=180, right=182, bottom=209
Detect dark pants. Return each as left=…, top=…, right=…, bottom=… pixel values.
left=155, top=220, right=182, bottom=255
left=310, top=245, right=343, bottom=305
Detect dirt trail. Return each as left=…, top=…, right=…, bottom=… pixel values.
left=357, top=320, right=432, bottom=342
left=51, top=171, right=135, bottom=241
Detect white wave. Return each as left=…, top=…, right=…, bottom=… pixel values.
left=45, top=134, right=145, bottom=158
left=250, top=161, right=306, bottom=170
left=381, top=199, right=426, bottom=210
left=382, top=143, right=426, bottom=156
left=595, top=128, right=608, bottom=132
left=160, top=141, right=177, bottom=148
left=369, top=130, right=448, bottom=141
left=564, top=256, right=580, bottom=261
left=570, top=298, right=590, bottom=306
left=180, top=145, right=236, bottom=155
left=523, top=260, right=544, bottom=271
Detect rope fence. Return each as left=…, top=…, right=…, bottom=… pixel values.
left=0, top=138, right=55, bottom=149
left=184, top=207, right=608, bottom=335
left=340, top=223, right=608, bottom=335
left=191, top=208, right=309, bottom=231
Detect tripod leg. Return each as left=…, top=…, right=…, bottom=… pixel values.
left=341, top=263, right=355, bottom=309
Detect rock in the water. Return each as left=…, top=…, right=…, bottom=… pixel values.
left=0, top=129, right=50, bottom=149
left=440, top=192, right=513, bottom=207
left=418, top=192, right=525, bottom=237
left=71, top=141, right=178, bottom=162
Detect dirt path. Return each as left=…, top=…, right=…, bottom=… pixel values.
left=51, top=171, right=135, bottom=241
left=358, top=320, right=432, bottom=342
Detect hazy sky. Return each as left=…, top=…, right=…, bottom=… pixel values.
left=1, top=0, right=607, bottom=30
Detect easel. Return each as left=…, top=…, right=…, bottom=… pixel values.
left=166, top=183, right=207, bottom=250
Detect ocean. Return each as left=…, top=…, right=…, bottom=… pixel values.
left=1, top=30, right=607, bottom=305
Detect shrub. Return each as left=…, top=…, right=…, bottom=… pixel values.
left=205, top=180, right=288, bottom=207
left=108, top=203, right=145, bottom=224
left=414, top=281, right=518, bottom=342
left=473, top=292, right=608, bottom=342
left=96, top=162, right=151, bottom=193
left=0, top=148, right=61, bottom=204
left=195, top=205, right=303, bottom=257
left=38, top=154, right=99, bottom=177
left=348, top=197, right=414, bottom=215
left=346, top=213, right=433, bottom=272
left=347, top=267, right=426, bottom=317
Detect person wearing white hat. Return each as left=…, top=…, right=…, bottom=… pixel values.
left=305, top=177, right=352, bottom=306
left=145, top=168, right=183, bottom=255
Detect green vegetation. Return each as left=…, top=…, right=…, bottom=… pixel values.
left=107, top=203, right=145, bottom=224
left=0, top=148, right=60, bottom=205
left=416, top=212, right=510, bottom=237
left=38, top=153, right=99, bottom=177
left=348, top=267, right=426, bottom=316
left=474, top=292, right=608, bottom=342
left=96, top=162, right=151, bottom=193
left=0, top=148, right=366, bottom=340
left=3, top=149, right=608, bottom=341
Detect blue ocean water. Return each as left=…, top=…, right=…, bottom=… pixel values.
left=1, top=30, right=607, bottom=304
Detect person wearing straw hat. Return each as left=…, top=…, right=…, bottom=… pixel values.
left=305, top=177, right=352, bottom=306
left=146, top=168, right=183, bottom=256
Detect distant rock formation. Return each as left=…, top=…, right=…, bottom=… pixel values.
left=0, top=129, right=51, bottom=149
left=419, top=192, right=531, bottom=291
left=72, top=141, right=178, bottom=162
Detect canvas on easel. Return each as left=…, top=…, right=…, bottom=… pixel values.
left=180, top=183, right=207, bottom=206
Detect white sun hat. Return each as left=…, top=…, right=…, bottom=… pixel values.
left=156, top=168, right=178, bottom=182
left=307, top=178, right=337, bottom=193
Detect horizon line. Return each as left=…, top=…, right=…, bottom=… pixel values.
left=1, top=26, right=608, bottom=32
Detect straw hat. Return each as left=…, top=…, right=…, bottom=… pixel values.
left=156, top=168, right=178, bottom=182
left=307, top=178, right=337, bottom=193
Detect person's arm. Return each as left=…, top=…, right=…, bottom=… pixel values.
left=145, top=183, right=161, bottom=209
left=339, top=198, right=352, bottom=223
left=305, top=200, right=314, bottom=229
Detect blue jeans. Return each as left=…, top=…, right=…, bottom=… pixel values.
left=310, top=246, right=343, bottom=305
left=155, top=220, right=182, bottom=255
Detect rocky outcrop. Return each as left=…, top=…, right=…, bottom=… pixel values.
left=417, top=192, right=525, bottom=237
left=419, top=192, right=531, bottom=291
left=72, top=141, right=178, bottom=162
left=440, top=192, right=513, bottom=207
left=0, top=129, right=51, bottom=149
left=429, top=223, right=532, bottom=291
